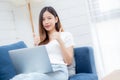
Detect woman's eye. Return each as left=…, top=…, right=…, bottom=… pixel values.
left=48, top=17, right=51, bottom=19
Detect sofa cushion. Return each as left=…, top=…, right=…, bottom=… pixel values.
left=69, top=73, right=98, bottom=80
left=74, top=47, right=96, bottom=73
left=0, top=41, right=27, bottom=80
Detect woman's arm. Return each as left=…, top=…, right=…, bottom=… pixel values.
left=57, top=39, right=74, bottom=65
left=33, top=33, right=40, bottom=46
left=51, top=30, right=74, bottom=65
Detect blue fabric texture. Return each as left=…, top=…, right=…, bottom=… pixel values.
left=0, top=41, right=27, bottom=80
left=74, top=47, right=96, bottom=74
left=69, top=73, right=98, bottom=80
left=69, top=47, right=98, bottom=80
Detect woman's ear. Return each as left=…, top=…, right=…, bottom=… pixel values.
left=55, top=17, right=58, bottom=23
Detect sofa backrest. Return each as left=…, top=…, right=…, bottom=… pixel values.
left=0, top=41, right=27, bottom=80
left=74, top=47, right=96, bottom=74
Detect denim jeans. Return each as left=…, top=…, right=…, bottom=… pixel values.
left=10, top=64, right=68, bottom=80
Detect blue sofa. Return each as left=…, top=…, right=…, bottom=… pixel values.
left=69, top=47, right=98, bottom=80
left=0, top=41, right=98, bottom=80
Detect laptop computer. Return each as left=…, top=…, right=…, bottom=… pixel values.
left=9, top=45, right=53, bottom=74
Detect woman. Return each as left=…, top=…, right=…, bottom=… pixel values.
left=11, top=6, right=74, bottom=80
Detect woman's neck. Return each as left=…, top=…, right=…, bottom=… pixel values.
left=48, top=29, right=57, bottom=35
left=48, top=29, right=57, bottom=41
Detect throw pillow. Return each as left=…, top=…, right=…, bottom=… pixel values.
left=0, top=41, right=27, bottom=80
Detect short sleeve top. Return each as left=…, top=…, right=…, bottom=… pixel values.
left=45, top=32, right=74, bottom=65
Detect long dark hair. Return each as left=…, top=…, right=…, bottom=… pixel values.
left=38, top=6, right=64, bottom=45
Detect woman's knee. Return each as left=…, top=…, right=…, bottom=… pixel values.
left=10, top=72, right=51, bottom=80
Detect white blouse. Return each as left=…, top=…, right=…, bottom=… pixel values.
left=45, top=32, right=74, bottom=65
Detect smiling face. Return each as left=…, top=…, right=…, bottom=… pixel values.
left=38, top=6, right=63, bottom=45
left=42, top=11, right=58, bottom=33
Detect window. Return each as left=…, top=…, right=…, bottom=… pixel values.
left=88, top=0, right=120, bottom=78
left=98, top=0, right=120, bottom=12
left=88, top=0, right=120, bottom=22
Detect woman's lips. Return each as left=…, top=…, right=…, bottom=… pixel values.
left=45, top=25, right=50, bottom=29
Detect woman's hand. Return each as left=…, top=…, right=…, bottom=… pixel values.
left=50, top=28, right=62, bottom=42
left=33, top=33, right=40, bottom=46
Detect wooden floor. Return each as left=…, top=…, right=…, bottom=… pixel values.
left=102, top=70, right=120, bottom=80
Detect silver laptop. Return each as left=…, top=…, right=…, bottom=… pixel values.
left=9, top=46, right=53, bottom=74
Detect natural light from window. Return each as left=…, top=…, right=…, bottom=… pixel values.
left=98, top=0, right=120, bottom=12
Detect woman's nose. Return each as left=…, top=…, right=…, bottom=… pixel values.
left=44, top=19, right=49, bottom=24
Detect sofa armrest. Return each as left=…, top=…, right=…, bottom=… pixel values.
left=74, top=47, right=96, bottom=74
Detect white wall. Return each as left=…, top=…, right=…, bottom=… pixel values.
left=13, top=5, right=34, bottom=47
left=0, top=1, right=17, bottom=45
left=0, top=1, right=34, bottom=47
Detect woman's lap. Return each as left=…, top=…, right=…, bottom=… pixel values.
left=10, top=72, right=52, bottom=80
left=47, top=64, right=68, bottom=80
left=10, top=64, right=68, bottom=80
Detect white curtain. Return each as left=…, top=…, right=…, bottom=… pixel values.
left=88, top=0, right=120, bottom=79
left=88, top=0, right=120, bottom=22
